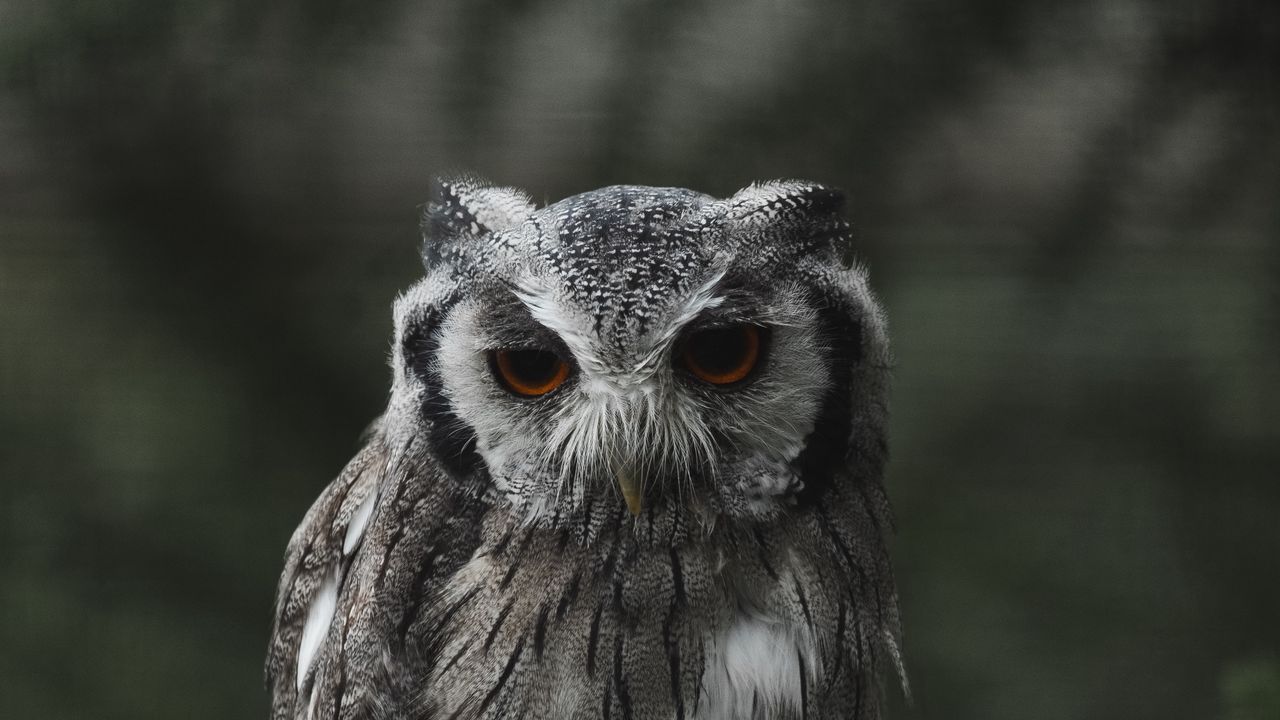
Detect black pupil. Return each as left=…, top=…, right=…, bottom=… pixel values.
left=506, top=349, right=561, bottom=383
left=687, top=327, right=750, bottom=375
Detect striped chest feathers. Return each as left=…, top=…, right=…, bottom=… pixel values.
left=423, top=544, right=824, bottom=719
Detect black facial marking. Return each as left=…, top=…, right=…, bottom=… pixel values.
left=402, top=303, right=483, bottom=478
left=793, top=296, right=863, bottom=507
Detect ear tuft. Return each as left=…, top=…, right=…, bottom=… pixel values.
left=421, top=176, right=536, bottom=269
left=725, top=180, right=853, bottom=264
left=726, top=180, right=845, bottom=223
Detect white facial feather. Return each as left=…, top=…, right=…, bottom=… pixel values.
left=430, top=267, right=832, bottom=523
left=522, top=275, right=728, bottom=509
left=629, top=270, right=726, bottom=376
left=431, top=276, right=728, bottom=520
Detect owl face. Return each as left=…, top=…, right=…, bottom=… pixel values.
left=388, top=179, right=887, bottom=527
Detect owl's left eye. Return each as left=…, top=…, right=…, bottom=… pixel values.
left=490, top=348, right=571, bottom=397
left=678, top=324, right=766, bottom=387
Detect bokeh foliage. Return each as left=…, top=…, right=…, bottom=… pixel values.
left=1, top=1, right=1277, bottom=718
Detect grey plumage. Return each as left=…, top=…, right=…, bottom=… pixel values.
left=266, top=177, right=902, bottom=719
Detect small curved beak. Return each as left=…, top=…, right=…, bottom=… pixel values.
left=614, top=465, right=643, bottom=516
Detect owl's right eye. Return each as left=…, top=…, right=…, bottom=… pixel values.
left=489, top=349, right=571, bottom=397
left=678, top=324, right=765, bottom=387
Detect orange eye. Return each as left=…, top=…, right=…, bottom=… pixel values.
left=681, top=325, right=764, bottom=386
left=491, top=349, right=571, bottom=397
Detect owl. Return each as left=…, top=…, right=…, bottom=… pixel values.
left=266, top=177, right=903, bottom=720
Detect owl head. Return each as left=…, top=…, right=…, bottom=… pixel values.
left=385, top=176, right=889, bottom=529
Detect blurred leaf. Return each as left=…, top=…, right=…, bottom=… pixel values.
left=1221, top=656, right=1280, bottom=720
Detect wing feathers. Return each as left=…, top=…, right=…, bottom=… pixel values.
left=296, top=566, right=340, bottom=691
left=266, top=435, right=388, bottom=720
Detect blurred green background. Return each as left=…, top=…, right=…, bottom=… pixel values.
left=2, top=0, right=1278, bottom=718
